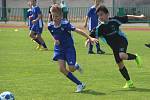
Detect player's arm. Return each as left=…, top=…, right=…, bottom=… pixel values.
left=74, top=28, right=98, bottom=43
left=84, top=16, right=88, bottom=28
left=32, top=14, right=42, bottom=24
left=127, top=14, right=145, bottom=20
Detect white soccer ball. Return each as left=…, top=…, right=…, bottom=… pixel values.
left=0, top=91, right=15, bottom=100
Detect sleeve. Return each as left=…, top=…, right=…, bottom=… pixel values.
left=36, top=7, right=42, bottom=15
left=66, top=22, right=76, bottom=31
left=87, top=8, right=92, bottom=17
left=112, top=16, right=128, bottom=23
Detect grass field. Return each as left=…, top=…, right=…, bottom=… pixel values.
left=0, top=27, right=150, bottom=100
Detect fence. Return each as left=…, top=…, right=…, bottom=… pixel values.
left=0, top=7, right=150, bottom=22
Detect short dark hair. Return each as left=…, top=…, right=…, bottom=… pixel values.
left=96, top=5, right=109, bottom=14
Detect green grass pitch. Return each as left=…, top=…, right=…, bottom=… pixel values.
left=0, top=27, right=150, bottom=100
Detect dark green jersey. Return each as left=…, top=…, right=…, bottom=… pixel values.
left=96, top=16, right=128, bottom=38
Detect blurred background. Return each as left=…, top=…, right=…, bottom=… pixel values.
left=0, top=0, right=150, bottom=22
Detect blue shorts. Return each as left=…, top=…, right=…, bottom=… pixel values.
left=31, top=24, right=43, bottom=34
left=53, top=45, right=76, bottom=66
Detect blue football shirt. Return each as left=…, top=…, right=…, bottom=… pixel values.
left=31, top=6, right=43, bottom=28
left=48, top=19, right=76, bottom=48
left=87, top=5, right=99, bottom=31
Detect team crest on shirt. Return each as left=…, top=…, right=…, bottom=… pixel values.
left=61, top=27, right=64, bottom=31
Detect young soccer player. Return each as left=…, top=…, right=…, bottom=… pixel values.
left=84, top=0, right=105, bottom=54
left=29, top=0, right=48, bottom=50
left=48, top=4, right=98, bottom=92
left=86, top=5, right=143, bottom=88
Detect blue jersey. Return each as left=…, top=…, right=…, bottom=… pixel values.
left=48, top=20, right=77, bottom=65
left=31, top=6, right=43, bottom=28
left=87, top=5, right=98, bottom=31
left=48, top=19, right=76, bottom=48
left=27, top=8, right=32, bottom=29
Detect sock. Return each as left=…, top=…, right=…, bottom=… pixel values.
left=75, top=63, right=80, bottom=70
left=33, top=38, right=41, bottom=45
left=119, top=67, right=130, bottom=81
left=96, top=42, right=101, bottom=51
left=67, top=72, right=82, bottom=85
left=89, top=43, right=93, bottom=52
left=41, top=42, right=47, bottom=48
left=127, top=53, right=136, bottom=60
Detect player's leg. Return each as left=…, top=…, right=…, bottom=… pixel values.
left=113, top=51, right=134, bottom=88
left=29, top=30, right=41, bottom=46
left=118, top=37, right=142, bottom=67
left=95, top=33, right=105, bottom=54
left=36, top=28, right=48, bottom=50
left=65, top=47, right=85, bottom=92
left=58, top=59, right=85, bottom=92
left=66, top=47, right=83, bottom=74
left=88, top=32, right=94, bottom=54
left=119, top=52, right=142, bottom=68
left=117, top=61, right=134, bottom=88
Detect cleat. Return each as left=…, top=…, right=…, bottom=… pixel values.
left=123, top=80, right=134, bottom=88
left=31, top=39, right=36, bottom=43
left=75, top=63, right=83, bottom=74
left=97, top=50, right=105, bottom=54
left=88, top=51, right=95, bottom=54
left=145, top=44, right=150, bottom=48
left=135, top=54, right=142, bottom=68
left=36, top=45, right=42, bottom=50
left=75, top=83, right=86, bottom=93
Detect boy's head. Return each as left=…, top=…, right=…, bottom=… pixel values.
left=96, top=5, right=109, bottom=21
left=94, top=0, right=103, bottom=6
left=30, top=0, right=37, bottom=6
left=50, top=4, right=62, bottom=23
left=28, top=1, right=32, bottom=8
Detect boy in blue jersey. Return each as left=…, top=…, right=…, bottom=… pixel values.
left=84, top=0, right=105, bottom=54
left=29, top=0, right=48, bottom=50
left=48, top=4, right=98, bottom=92
left=86, top=5, right=144, bottom=88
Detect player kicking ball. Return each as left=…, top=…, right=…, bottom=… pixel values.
left=86, top=5, right=144, bottom=88
left=48, top=4, right=98, bottom=92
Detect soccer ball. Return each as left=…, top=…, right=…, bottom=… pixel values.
left=0, top=91, right=15, bottom=100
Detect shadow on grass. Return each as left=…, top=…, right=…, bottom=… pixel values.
left=112, top=87, right=150, bottom=93
left=80, top=89, right=106, bottom=96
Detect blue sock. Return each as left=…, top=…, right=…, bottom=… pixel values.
left=41, top=42, right=47, bottom=48
left=34, top=38, right=41, bottom=45
left=96, top=42, right=101, bottom=51
left=89, top=43, right=93, bottom=52
left=67, top=72, right=81, bottom=85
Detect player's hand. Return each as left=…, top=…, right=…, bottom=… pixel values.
left=85, top=38, right=99, bottom=47
left=55, top=40, right=60, bottom=45
left=139, top=14, right=146, bottom=19
left=89, top=37, right=99, bottom=44
left=32, top=20, right=36, bottom=24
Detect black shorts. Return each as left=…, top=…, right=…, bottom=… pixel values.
left=108, top=36, right=128, bottom=63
